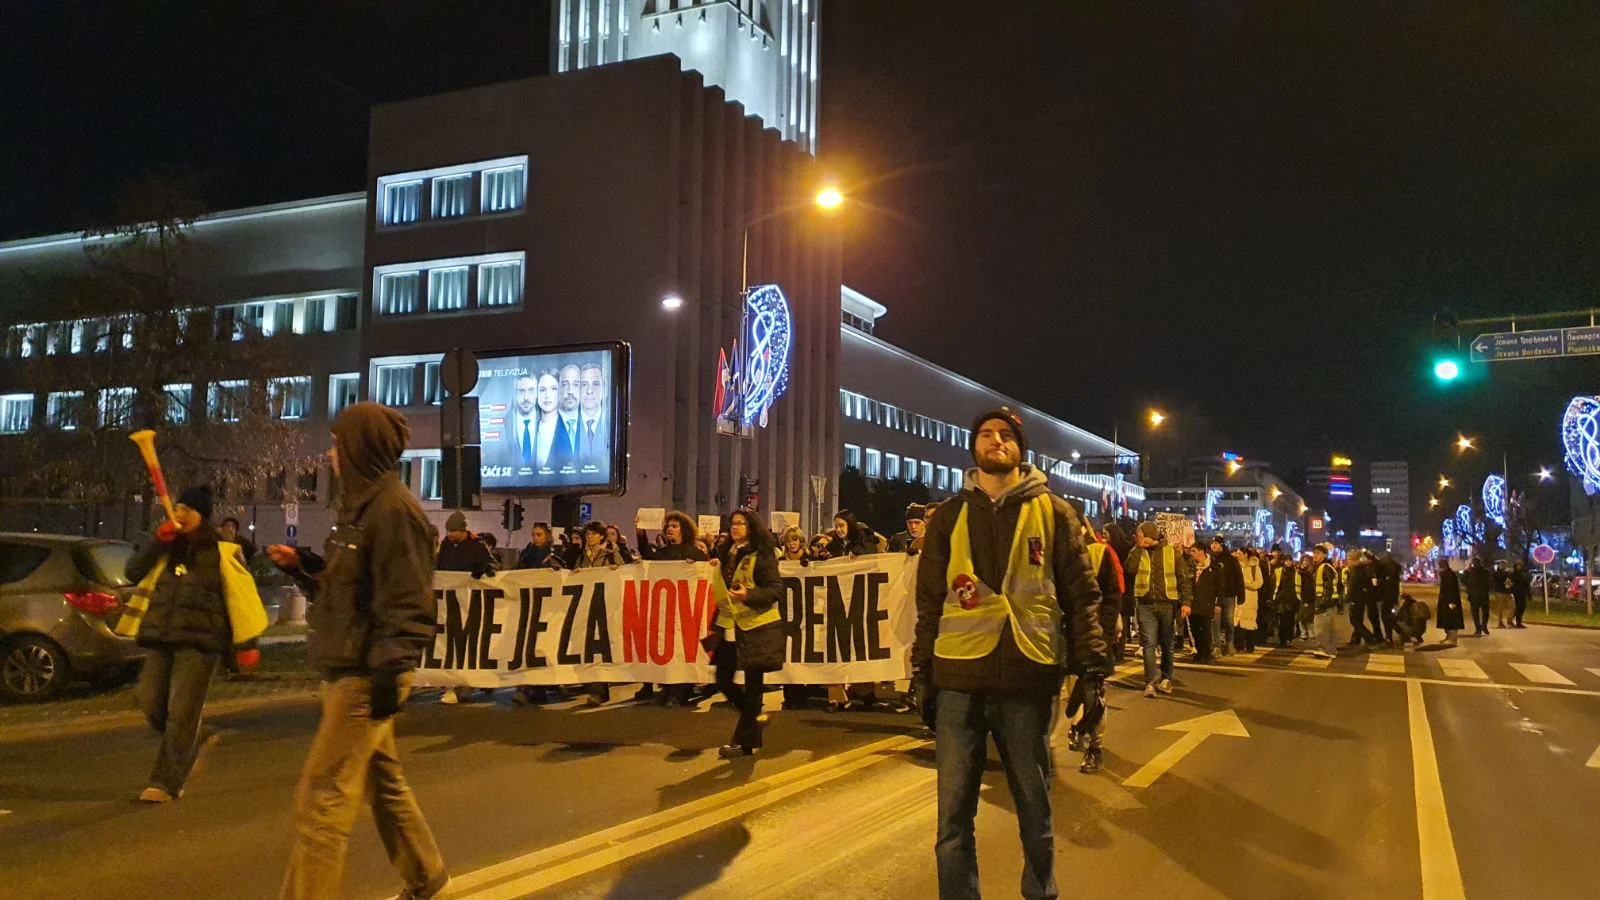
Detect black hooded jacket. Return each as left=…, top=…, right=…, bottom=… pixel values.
left=295, top=403, right=439, bottom=675
left=126, top=528, right=232, bottom=654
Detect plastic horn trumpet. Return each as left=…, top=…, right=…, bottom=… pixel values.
left=129, top=429, right=178, bottom=523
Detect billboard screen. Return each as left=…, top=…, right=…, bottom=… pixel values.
left=469, top=342, right=630, bottom=496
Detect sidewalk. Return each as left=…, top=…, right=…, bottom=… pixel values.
left=0, top=641, right=319, bottom=743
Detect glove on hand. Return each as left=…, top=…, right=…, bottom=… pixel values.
left=155, top=521, right=179, bottom=543
left=370, top=669, right=402, bottom=721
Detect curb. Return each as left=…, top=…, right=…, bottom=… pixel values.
left=0, top=688, right=320, bottom=745
left=1522, top=619, right=1600, bottom=631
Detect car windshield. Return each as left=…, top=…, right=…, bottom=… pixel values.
left=76, top=542, right=134, bottom=587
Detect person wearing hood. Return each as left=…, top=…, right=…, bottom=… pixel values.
left=912, top=408, right=1107, bottom=900
left=267, top=402, right=447, bottom=900
left=1234, top=548, right=1263, bottom=652
left=123, top=485, right=265, bottom=803
left=1208, top=535, right=1243, bottom=657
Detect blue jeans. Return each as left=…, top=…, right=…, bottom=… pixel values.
left=935, top=690, right=1057, bottom=900
left=1136, top=602, right=1176, bottom=686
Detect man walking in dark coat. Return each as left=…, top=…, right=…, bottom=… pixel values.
left=1464, top=557, right=1493, bottom=636
left=268, top=403, right=448, bottom=900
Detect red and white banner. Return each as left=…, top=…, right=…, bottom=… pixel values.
left=413, top=555, right=917, bottom=687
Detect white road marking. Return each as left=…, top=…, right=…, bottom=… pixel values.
left=1366, top=654, right=1407, bottom=675
left=1122, top=709, right=1250, bottom=789
left=1437, top=659, right=1489, bottom=681
left=1509, top=663, right=1577, bottom=686
left=1228, top=647, right=1272, bottom=663
left=440, top=734, right=926, bottom=900
left=1171, top=658, right=1600, bottom=698
left=1587, top=742, right=1600, bottom=769
left=1287, top=652, right=1335, bottom=669
left=1586, top=667, right=1600, bottom=682
left=1407, top=680, right=1467, bottom=900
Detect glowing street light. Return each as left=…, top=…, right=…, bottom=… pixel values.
left=1226, top=460, right=1242, bottom=476
left=661, top=293, right=684, bottom=311
left=1148, top=409, right=1166, bottom=429
left=1537, top=466, right=1554, bottom=482
left=1298, top=503, right=1309, bottom=517
left=1438, top=475, right=1451, bottom=490
left=1456, top=434, right=1477, bottom=452
left=815, top=186, right=845, bottom=211
left=1269, top=486, right=1282, bottom=501
left=1428, top=496, right=1440, bottom=508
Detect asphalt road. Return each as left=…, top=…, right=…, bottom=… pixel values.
left=3, top=616, right=1598, bottom=900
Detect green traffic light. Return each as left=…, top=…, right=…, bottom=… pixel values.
left=1434, top=359, right=1460, bottom=382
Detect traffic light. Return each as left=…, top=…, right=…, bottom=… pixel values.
left=501, top=498, right=514, bottom=533
left=1430, top=312, right=1464, bottom=385
left=511, top=501, right=525, bottom=533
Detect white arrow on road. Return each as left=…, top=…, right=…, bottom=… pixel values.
left=1122, top=708, right=1250, bottom=789
left=1587, top=742, right=1600, bottom=769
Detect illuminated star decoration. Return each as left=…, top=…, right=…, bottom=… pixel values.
left=1561, top=396, right=1600, bottom=496
left=1481, top=474, right=1506, bottom=527
left=739, top=284, right=793, bottom=430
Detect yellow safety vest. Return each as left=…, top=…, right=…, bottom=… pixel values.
left=935, top=494, right=1061, bottom=665
left=714, top=551, right=782, bottom=631
left=1133, top=544, right=1180, bottom=600
left=114, top=541, right=268, bottom=645
left=1316, top=562, right=1338, bottom=603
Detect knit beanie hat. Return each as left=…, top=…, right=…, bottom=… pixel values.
left=445, top=510, right=468, bottom=532
left=177, top=485, right=214, bottom=520
left=1136, top=521, right=1161, bottom=541
left=969, top=407, right=1029, bottom=464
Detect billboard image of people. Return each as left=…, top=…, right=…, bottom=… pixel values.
left=471, top=342, right=630, bottom=495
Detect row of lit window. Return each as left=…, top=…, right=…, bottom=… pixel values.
left=844, top=443, right=957, bottom=493
left=839, top=389, right=972, bottom=449
left=0, top=377, right=314, bottom=434
left=1147, top=489, right=1260, bottom=502
left=374, top=253, right=524, bottom=317
left=3, top=294, right=359, bottom=360
left=556, top=0, right=632, bottom=70
left=377, top=158, right=528, bottom=228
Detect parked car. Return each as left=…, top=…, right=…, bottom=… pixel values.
left=0, top=533, right=146, bottom=701
left=1566, top=576, right=1600, bottom=600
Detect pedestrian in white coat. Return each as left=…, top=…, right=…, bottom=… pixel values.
left=1234, top=548, right=1263, bottom=652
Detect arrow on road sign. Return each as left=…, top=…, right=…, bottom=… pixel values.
left=1121, top=708, right=1251, bottom=789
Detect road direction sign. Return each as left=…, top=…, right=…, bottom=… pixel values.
left=1532, top=544, right=1557, bottom=566
left=1469, top=326, right=1600, bottom=363
left=1470, top=329, right=1564, bottom=362
left=1122, top=708, right=1250, bottom=789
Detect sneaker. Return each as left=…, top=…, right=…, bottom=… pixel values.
left=577, top=695, right=602, bottom=709
left=1311, top=650, right=1332, bottom=659
left=1079, top=744, right=1103, bottom=774
left=138, top=786, right=178, bottom=803
left=1143, top=684, right=1157, bottom=698
left=395, top=874, right=451, bottom=900
left=1067, top=730, right=1086, bottom=752
left=1157, top=678, right=1173, bottom=695
left=438, top=689, right=459, bottom=705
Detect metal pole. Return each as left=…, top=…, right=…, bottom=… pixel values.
left=1543, top=564, right=1550, bottom=616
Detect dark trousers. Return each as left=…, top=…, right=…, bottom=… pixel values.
left=713, top=643, right=766, bottom=749
left=137, top=646, right=219, bottom=795
left=1277, top=608, right=1297, bottom=645
left=1471, top=602, right=1490, bottom=633
left=1513, top=593, right=1528, bottom=626
left=1347, top=601, right=1371, bottom=644
left=1190, top=613, right=1214, bottom=661
left=1378, top=596, right=1398, bottom=641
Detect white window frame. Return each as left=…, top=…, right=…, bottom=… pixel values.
left=46, top=390, right=85, bottom=430
left=329, top=373, right=360, bottom=418
left=0, top=393, right=33, bottom=434
left=208, top=380, right=251, bottom=424
left=374, top=364, right=416, bottom=408
left=269, top=376, right=313, bottom=421
left=373, top=252, right=525, bottom=317
left=98, top=387, right=134, bottom=429
left=164, top=383, right=192, bottom=425
left=376, top=155, right=527, bottom=226
left=865, top=448, right=882, bottom=479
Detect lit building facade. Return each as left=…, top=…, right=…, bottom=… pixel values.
left=1370, top=460, right=1410, bottom=559
left=1144, top=472, right=1307, bottom=551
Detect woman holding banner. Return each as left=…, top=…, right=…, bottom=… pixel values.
left=634, top=512, right=708, bottom=707
left=712, top=509, right=786, bottom=758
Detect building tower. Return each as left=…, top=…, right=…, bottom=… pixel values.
left=551, top=0, right=820, bottom=153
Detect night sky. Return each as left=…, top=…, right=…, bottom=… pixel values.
left=4, top=1, right=1598, bottom=525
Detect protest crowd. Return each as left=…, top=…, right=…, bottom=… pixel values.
left=117, top=402, right=1513, bottom=900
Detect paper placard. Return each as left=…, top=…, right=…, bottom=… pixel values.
left=698, top=514, right=723, bottom=538
left=636, top=507, right=666, bottom=531
left=770, top=510, right=800, bottom=534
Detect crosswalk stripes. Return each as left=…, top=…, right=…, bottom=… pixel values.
left=1587, top=668, right=1600, bottom=681
left=1365, top=654, right=1407, bottom=675
left=1508, top=663, right=1577, bottom=686
left=1438, top=659, right=1490, bottom=681
left=1287, top=651, right=1335, bottom=669
left=1227, top=648, right=1273, bottom=663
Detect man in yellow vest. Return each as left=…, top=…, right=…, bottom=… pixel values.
left=913, top=408, right=1108, bottom=900
left=1122, top=521, right=1194, bottom=697
left=1310, top=544, right=1341, bottom=659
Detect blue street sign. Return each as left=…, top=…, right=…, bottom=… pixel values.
left=579, top=502, right=593, bottom=524
left=286, top=524, right=298, bottom=540
left=1563, top=325, right=1600, bottom=356
left=1469, top=329, right=1564, bottom=363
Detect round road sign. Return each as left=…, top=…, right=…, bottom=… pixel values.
left=1532, top=544, right=1557, bottom=566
